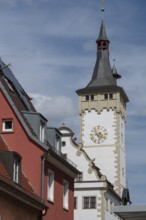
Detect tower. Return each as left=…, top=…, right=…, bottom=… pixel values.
left=76, top=20, right=129, bottom=195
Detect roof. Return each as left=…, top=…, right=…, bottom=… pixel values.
left=86, top=49, right=117, bottom=88
left=77, top=19, right=128, bottom=101
left=0, top=61, right=37, bottom=137
left=113, top=205, right=146, bottom=220
left=0, top=59, right=49, bottom=150
left=96, top=20, right=110, bottom=42
left=0, top=135, right=46, bottom=210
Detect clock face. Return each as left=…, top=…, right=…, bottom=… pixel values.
left=90, top=125, right=108, bottom=144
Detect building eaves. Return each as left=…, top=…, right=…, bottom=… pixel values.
left=44, top=147, right=80, bottom=178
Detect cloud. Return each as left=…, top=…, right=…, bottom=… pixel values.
left=31, top=93, right=78, bottom=128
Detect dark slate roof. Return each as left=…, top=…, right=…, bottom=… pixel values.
left=96, top=20, right=109, bottom=42
left=0, top=59, right=41, bottom=139
left=87, top=50, right=116, bottom=88
left=112, top=64, right=121, bottom=79
left=76, top=20, right=128, bottom=102
left=0, top=59, right=35, bottom=112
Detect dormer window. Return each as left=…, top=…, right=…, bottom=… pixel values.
left=13, top=159, right=20, bottom=183
left=2, top=119, right=13, bottom=132
left=40, top=121, right=45, bottom=142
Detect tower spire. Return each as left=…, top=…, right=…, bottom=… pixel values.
left=86, top=19, right=116, bottom=88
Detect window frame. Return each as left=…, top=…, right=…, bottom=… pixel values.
left=83, top=196, right=96, bottom=209
left=2, top=119, right=13, bottom=132
left=75, top=172, right=83, bottom=182
left=13, top=159, right=20, bottom=183
left=63, top=180, right=69, bottom=210
left=40, top=121, right=45, bottom=142
left=47, top=170, right=55, bottom=202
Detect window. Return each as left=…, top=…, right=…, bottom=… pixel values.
left=40, top=121, right=45, bottom=142
left=13, top=159, right=20, bottom=183
left=75, top=173, right=83, bottom=182
left=104, top=93, right=114, bottom=100
left=104, top=94, right=108, bottom=100
left=109, top=93, right=113, bottom=99
left=91, top=95, right=94, bottom=101
left=62, top=141, right=66, bottom=147
left=63, top=180, right=69, bottom=210
left=83, top=197, right=96, bottom=209
left=2, top=119, right=13, bottom=132
left=85, top=95, right=94, bottom=101
left=47, top=170, right=54, bottom=202
left=86, top=95, right=89, bottom=101
left=74, top=197, right=77, bottom=209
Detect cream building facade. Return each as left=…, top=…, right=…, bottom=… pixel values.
left=59, top=19, right=130, bottom=220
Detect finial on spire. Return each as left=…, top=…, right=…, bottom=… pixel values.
left=113, top=58, right=116, bottom=65
left=99, top=0, right=105, bottom=19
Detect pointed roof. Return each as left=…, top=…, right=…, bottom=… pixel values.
left=76, top=20, right=129, bottom=102
left=86, top=20, right=116, bottom=88
left=87, top=50, right=116, bottom=87
left=112, top=64, right=121, bottom=79
left=96, top=20, right=109, bottom=42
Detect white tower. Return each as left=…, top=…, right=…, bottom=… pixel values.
left=76, top=20, right=129, bottom=196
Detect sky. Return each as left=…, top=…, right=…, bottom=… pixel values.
left=0, top=0, right=146, bottom=204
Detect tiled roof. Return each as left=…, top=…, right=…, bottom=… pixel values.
left=0, top=135, right=44, bottom=206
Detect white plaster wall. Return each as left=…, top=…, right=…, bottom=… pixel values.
left=85, top=146, right=116, bottom=185
left=82, top=109, right=115, bottom=146
left=74, top=189, right=101, bottom=220
left=61, top=136, right=97, bottom=181
left=119, top=116, right=126, bottom=192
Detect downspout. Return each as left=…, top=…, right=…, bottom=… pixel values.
left=41, top=155, right=45, bottom=200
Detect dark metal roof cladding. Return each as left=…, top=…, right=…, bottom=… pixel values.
left=96, top=20, right=109, bottom=43
left=87, top=49, right=116, bottom=88
left=0, top=59, right=37, bottom=137
left=0, top=59, right=36, bottom=112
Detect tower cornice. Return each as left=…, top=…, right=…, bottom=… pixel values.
left=76, top=85, right=129, bottom=103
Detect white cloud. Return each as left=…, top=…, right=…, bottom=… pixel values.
left=31, top=93, right=77, bottom=127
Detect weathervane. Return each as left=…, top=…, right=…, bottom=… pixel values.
left=99, top=0, right=105, bottom=19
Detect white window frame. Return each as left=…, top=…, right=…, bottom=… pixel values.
left=13, top=160, right=19, bottom=183
left=47, top=170, right=54, bottom=202
left=40, top=121, right=45, bottom=142
left=63, top=180, right=69, bottom=210
left=2, top=119, right=13, bottom=132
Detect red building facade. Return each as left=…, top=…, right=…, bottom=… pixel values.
left=0, top=60, right=79, bottom=220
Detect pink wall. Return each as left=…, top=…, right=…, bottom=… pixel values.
left=0, top=91, right=44, bottom=195
left=0, top=90, right=75, bottom=220
left=43, top=162, right=74, bottom=220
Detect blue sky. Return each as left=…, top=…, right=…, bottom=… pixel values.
left=0, top=0, right=146, bottom=204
